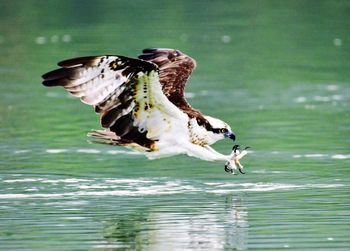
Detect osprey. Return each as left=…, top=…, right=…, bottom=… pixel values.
left=42, top=48, right=248, bottom=173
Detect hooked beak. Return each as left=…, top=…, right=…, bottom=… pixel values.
left=224, top=131, right=236, bottom=141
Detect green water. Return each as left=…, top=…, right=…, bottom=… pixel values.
left=1, top=0, right=350, bottom=250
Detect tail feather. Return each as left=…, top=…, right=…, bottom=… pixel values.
left=87, top=130, right=123, bottom=145
left=88, top=129, right=151, bottom=152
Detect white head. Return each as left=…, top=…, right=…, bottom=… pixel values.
left=203, top=115, right=236, bottom=143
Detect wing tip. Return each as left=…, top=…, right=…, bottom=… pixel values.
left=42, top=79, right=56, bottom=87
left=142, top=48, right=178, bottom=53
left=57, top=56, right=102, bottom=68
left=41, top=67, right=77, bottom=86
left=41, top=69, right=62, bottom=86
left=140, top=48, right=189, bottom=63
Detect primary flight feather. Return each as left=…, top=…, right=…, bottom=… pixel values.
left=42, top=48, right=246, bottom=169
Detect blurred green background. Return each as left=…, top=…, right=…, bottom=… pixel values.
left=0, top=0, right=349, bottom=250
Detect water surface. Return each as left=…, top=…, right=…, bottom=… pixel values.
left=1, top=0, right=350, bottom=250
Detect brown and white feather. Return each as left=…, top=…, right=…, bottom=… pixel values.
left=41, top=48, right=233, bottom=161
left=42, top=54, right=188, bottom=151
left=138, top=48, right=202, bottom=116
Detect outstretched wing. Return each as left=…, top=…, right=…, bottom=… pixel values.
left=42, top=55, right=188, bottom=151
left=138, top=48, right=199, bottom=117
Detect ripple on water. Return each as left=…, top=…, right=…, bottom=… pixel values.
left=13, top=148, right=350, bottom=162
left=17, top=148, right=141, bottom=156
left=0, top=175, right=347, bottom=199
left=293, top=153, right=350, bottom=160
left=46, top=149, right=68, bottom=154
left=331, top=154, right=350, bottom=159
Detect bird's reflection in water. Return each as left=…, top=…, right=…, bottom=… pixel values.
left=103, top=195, right=248, bottom=250
left=224, top=196, right=248, bottom=250
left=103, top=212, right=150, bottom=250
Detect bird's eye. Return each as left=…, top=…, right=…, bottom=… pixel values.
left=220, top=128, right=227, bottom=133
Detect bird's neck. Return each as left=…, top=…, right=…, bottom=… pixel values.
left=187, top=118, right=221, bottom=146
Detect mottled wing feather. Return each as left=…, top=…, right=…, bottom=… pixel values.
left=138, top=48, right=212, bottom=130
left=138, top=48, right=197, bottom=111
left=42, top=55, right=188, bottom=151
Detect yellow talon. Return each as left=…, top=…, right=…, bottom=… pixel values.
left=228, top=145, right=250, bottom=174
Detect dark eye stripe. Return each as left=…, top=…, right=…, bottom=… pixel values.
left=211, top=128, right=228, bottom=134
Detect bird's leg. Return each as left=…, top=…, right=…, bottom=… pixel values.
left=225, top=159, right=238, bottom=174
left=185, top=144, right=230, bottom=162
left=184, top=144, right=249, bottom=175
left=225, top=145, right=250, bottom=174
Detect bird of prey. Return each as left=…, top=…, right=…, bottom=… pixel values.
left=42, top=48, right=248, bottom=173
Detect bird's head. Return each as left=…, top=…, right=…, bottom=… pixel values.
left=204, top=116, right=236, bottom=142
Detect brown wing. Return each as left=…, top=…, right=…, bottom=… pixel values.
left=138, top=48, right=202, bottom=118
left=42, top=55, right=188, bottom=151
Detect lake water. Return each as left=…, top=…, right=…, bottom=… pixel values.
left=1, top=0, right=349, bottom=250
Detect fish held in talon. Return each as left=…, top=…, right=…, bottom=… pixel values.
left=42, top=48, right=249, bottom=172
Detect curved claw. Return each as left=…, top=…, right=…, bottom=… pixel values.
left=224, top=164, right=236, bottom=174
left=238, top=167, right=245, bottom=174
left=244, top=146, right=251, bottom=150
left=232, top=144, right=240, bottom=152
